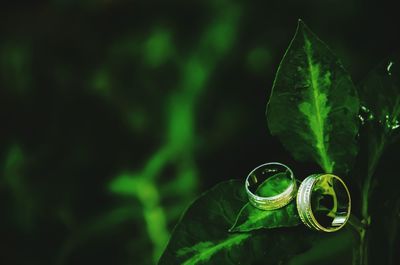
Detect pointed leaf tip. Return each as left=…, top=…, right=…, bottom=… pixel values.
left=266, top=20, right=359, bottom=175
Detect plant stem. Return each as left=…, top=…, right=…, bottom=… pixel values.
left=349, top=214, right=366, bottom=265
left=356, top=139, right=385, bottom=265
left=357, top=171, right=372, bottom=265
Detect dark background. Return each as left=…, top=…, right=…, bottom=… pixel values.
left=1, top=1, right=399, bottom=264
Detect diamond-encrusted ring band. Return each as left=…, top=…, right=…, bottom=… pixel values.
left=297, top=174, right=351, bottom=232
left=245, top=162, right=297, bottom=210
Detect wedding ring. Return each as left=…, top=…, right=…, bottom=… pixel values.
left=245, top=162, right=297, bottom=210
left=296, top=174, right=351, bottom=232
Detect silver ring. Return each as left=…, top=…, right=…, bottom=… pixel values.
left=245, top=162, right=297, bottom=210
left=296, top=174, right=351, bottom=232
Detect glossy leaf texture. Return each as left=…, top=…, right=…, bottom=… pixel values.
left=358, top=56, right=400, bottom=178
left=230, top=173, right=301, bottom=232
left=230, top=201, right=300, bottom=233
left=266, top=20, right=359, bottom=175
left=158, top=180, right=315, bottom=265
left=357, top=56, right=400, bottom=265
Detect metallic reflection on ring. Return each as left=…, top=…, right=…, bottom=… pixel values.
left=245, top=162, right=297, bottom=210
left=296, top=174, right=351, bottom=232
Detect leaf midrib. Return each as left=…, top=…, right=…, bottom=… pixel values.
left=181, top=234, right=250, bottom=265
left=304, top=36, right=333, bottom=173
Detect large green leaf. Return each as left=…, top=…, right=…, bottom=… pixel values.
left=358, top=56, right=400, bottom=178
left=230, top=201, right=300, bottom=233
left=158, top=180, right=315, bottom=265
left=230, top=173, right=301, bottom=232
left=359, top=57, right=400, bottom=131
left=357, top=56, right=400, bottom=265
left=266, top=20, right=360, bottom=175
left=356, top=56, right=400, bottom=216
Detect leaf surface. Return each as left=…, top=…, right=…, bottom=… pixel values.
left=358, top=56, right=400, bottom=178
left=267, top=20, right=359, bottom=175
left=159, top=180, right=314, bottom=265
left=357, top=56, right=400, bottom=264
left=230, top=173, right=301, bottom=232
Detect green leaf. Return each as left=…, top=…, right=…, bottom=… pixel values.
left=159, top=180, right=315, bottom=265
left=358, top=56, right=400, bottom=178
left=229, top=201, right=300, bottom=233
left=230, top=173, right=301, bottom=232
left=357, top=56, right=400, bottom=264
left=266, top=20, right=359, bottom=175
left=159, top=180, right=248, bottom=265
left=286, top=226, right=355, bottom=265
left=359, top=57, right=400, bottom=133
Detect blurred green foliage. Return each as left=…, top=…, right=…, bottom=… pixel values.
left=1, top=1, right=399, bottom=264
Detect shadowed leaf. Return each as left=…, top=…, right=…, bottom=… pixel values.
left=159, top=180, right=315, bottom=265
left=358, top=56, right=400, bottom=178
left=357, top=56, right=400, bottom=265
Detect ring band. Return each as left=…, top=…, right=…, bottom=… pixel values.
left=296, top=174, right=351, bottom=232
left=245, top=162, right=297, bottom=210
